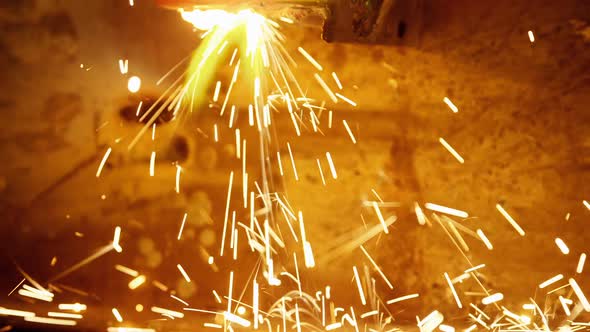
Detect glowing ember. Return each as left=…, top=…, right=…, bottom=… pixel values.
left=127, top=76, right=141, bottom=93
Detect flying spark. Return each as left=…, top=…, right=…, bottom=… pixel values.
left=128, top=275, right=146, bottom=290
left=425, top=203, right=468, bottom=218
left=481, top=293, right=503, bottom=305
left=577, top=253, right=586, bottom=273
left=127, top=76, right=141, bottom=93
left=495, top=203, right=525, bottom=236
left=112, top=308, right=123, bottom=322
left=555, top=238, right=570, bottom=254
left=439, top=137, right=464, bottom=163
left=443, top=97, right=459, bottom=113
left=539, top=274, right=564, bottom=289
left=177, top=264, right=191, bottom=282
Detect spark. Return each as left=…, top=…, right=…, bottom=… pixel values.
left=326, top=152, right=338, bottom=179
left=495, top=204, right=525, bottom=236
left=127, top=76, right=141, bottom=93
left=229, top=105, right=236, bottom=127
left=314, top=73, right=338, bottom=103
left=539, top=274, right=564, bottom=289
left=522, top=303, right=535, bottom=310
left=439, top=137, right=464, bottom=163
left=464, top=324, right=477, bottom=332
left=48, top=312, right=82, bottom=319
left=332, top=72, right=343, bottom=90
left=227, top=271, right=234, bottom=313
left=277, top=151, right=284, bottom=176
left=129, top=0, right=134, bottom=6
left=353, top=266, right=367, bottom=305
left=443, top=97, right=459, bottom=113
left=418, top=310, right=444, bottom=332
left=178, top=213, right=187, bottom=240
left=253, top=280, right=259, bottom=329
left=336, top=93, right=357, bottom=106
left=329, top=110, right=333, bottom=128
left=372, top=202, right=389, bottom=234
left=204, top=323, right=223, bottom=328
left=119, top=59, right=128, bottom=74
left=22, top=285, right=53, bottom=298
left=297, top=47, right=323, bottom=71
left=18, top=289, right=52, bottom=302
left=236, top=306, right=246, bottom=315
left=212, top=290, right=222, bottom=303
left=303, top=241, right=316, bottom=268
left=25, top=316, right=76, bottom=326
left=170, top=294, right=189, bottom=306
left=287, top=142, right=299, bottom=181
left=295, top=302, right=301, bottom=332
left=528, top=30, right=535, bottom=42
left=316, top=159, right=326, bottom=185
left=8, top=278, right=25, bottom=296
left=249, top=105, right=255, bottom=127
left=0, top=307, right=35, bottom=317
left=583, top=200, right=590, bottom=210
left=547, top=283, right=570, bottom=294
left=175, top=165, right=182, bottom=193
left=112, top=308, right=123, bottom=322
left=108, top=329, right=155, bottom=332
left=578, top=253, right=587, bottom=273
left=116, top=264, right=138, bottom=277
left=476, top=229, right=493, bottom=250
left=559, top=296, right=572, bottom=316
left=217, top=40, right=228, bottom=54
left=326, top=322, right=342, bottom=330
left=229, top=48, right=238, bottom=66
left=279, top=16, right=293, bottom=24
left=149, top=151, right=156, bottom=176
left=569, top=278, right=590, bottom=311
left=342, top=120, right=357, bottom=144
left=213, top=81, right=222, bottom=102
left=96, top=147, right=112, bottom=177
left=360, top=310, right=378, bottom=318
left=386, top=293, right=419, bottom=304
left=113, top=226, right=122, bottom=252
left=359, top=245, right=394, bottom=289
left=235, top=129, right=241, bottom=158
left=439, top=324, right=455, bottom=332
left=425, top=203, right=468, bottom=218
left=224, top=311, right=251, bottom=327
left=58, top=303, right=86, bottom=312
left=414, top=203, right=428, bottom=225
left=468, top=314, right=488, bottom=329
left=177, top=264, right=191, bottom=282
left=151, top=306, right=184, bottom=318
left=555, top=238, right=570, bottom=254
left=128, top=275, right=146, bottom=290
left=293, top=253, right=302, bottom=296
left=214, top=124, right=219, bottom=142
left=481, top=293, right=503, bottom=305
left=50, top=256, right=57, bottom=266
left=444, top=272, right=462, bottom=308
left=464, top=264, right=486, bottom=273
left=220, top=171, right=234, bottom=256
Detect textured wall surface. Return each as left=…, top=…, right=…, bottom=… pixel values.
left=0, top=0, right=589, bottom=330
